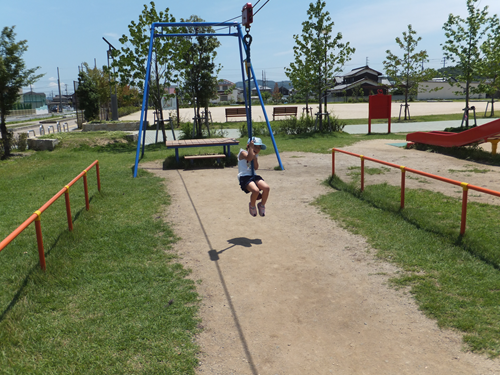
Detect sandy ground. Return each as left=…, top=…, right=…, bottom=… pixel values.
left=142, top=138, right=500, bottom=374
left=122, top=101, right=490, bottom=123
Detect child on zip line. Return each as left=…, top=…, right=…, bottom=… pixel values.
left=237, top=137, right=270, bottom=217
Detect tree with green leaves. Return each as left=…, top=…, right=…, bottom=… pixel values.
left=384, top=24, right=437, bottom=120
left=179, top=15, right=221, bottom=138
left=113, top=1, right=183, bottom=142
left=286, top=0, right=354, bottom=131
left=0, top=26, right=43, bottom=159
left=442, top=0, right=492, bottom=126
left=76, top=69, right=100, bottom=122
left=285, top=55, right=314, bottom=114
left=272, top=82, right=282, bottom=104
left=477, top=14, right=500, bottom=117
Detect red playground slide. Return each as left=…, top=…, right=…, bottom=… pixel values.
left=406, top=118, right=500, bottom=148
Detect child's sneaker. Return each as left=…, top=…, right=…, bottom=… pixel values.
left=257, top=202, right=265, bottom=217
left=249, top=203, right=257, bottom=217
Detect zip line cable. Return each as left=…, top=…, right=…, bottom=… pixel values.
left=253, top=0, right=271, bottom=16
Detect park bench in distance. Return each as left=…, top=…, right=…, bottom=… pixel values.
left=225, top=107, right=247, bottom=122
left=273, top=106, right=297, bottom=121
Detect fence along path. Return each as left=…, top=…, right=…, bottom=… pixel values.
left=0, top=160, right=101, bottom=270
left=332, top=148, right=500, bottom=235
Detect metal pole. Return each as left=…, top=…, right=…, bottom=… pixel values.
left=57, top=68, right=63, bottom=113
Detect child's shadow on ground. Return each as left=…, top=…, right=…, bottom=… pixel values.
left=208, top=237, right=262, bottom=261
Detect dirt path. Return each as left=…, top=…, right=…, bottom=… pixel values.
left=142, top=140, right=500, bottom=374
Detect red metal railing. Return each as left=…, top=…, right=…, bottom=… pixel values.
left=0, top=160, right=101, bottom=270
left=332, top=149, right=500, bottom=236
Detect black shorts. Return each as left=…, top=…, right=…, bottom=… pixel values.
left=239, top=175, right=264, bottom=194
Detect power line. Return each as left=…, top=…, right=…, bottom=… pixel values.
left=254, top=0, right=271, bottom=17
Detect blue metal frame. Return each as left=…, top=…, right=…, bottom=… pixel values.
left=133, top=22, right=284, bottom=177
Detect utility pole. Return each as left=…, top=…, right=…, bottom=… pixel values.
left=57, top=67, right=63, bottom=112
left=103, top=37, right=118, bottom=121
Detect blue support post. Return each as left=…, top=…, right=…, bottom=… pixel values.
left=133, top=25, right=155, bottom=178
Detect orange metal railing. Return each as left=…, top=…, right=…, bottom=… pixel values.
left=332, top=149, right=500, bottom=236
left=0, top=160, right=101, bottom=270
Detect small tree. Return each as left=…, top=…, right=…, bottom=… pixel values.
left=113, top=1, right=183, bottom=142
left=0, top=26, right=43, bottom=159
left=384, top=24, right=436, bottom=120
left=477, top=14, right=500, bottom=117
left=285, top=51, right=315, bottom=115
left=286, top=0, right=354, bottom=131
left=179, top=15, right=221, bottom=138
left=76, top=69, right=100, bottom=122
left=272, top=82, right=282, bottom=104
left=442, top=0, right=492, bottom=126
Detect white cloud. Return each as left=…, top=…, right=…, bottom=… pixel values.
left=103, top=33, right=120, bottom=41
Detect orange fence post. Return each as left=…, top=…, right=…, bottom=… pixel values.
left=96, top=160, right=101, bottom=191
left=460, top=183, right=469, bottom=236
left=0, top=160, right=101, bottom=271
left=332, top=149, right=335, bottom=176
left=360, top=155, right=365, bottom=192
left=64, top=186, right=73, bottom=231
left=34, top=211, right=46, bottom=271
left=400, top=166, right=406, bottom=209
left=83, top=170, right=90, bottom=211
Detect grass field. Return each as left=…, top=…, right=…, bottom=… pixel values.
left=1, top=128, right=500, bottom=373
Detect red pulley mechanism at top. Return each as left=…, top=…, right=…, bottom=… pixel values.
left=242, top=3, right=253, bottom=28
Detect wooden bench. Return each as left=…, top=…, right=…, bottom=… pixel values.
left=166, top=137, right=239, bottom=163
left=273, top=106, right=298, bottom=121
left=225, top=107, right=247, bottom=122
left=184, top=154, right=226, bottom=165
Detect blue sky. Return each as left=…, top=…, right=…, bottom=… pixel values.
left=2, top=0, right=499, bottom=97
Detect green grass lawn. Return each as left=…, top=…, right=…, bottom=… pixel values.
left=0, top=133, right=199, bottom=374
left=2, top=128, right=500, bottom=373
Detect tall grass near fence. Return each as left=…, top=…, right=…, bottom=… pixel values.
left=317, top=176, right=500, bottom=357
left=0, top=133, right=200, bottom=374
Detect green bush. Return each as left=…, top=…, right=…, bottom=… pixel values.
left=17, top=133, right=28, bottom=151
left=239, top=122, right=269, bottom=138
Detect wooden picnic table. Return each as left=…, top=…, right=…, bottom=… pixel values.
left=166, top=137, right=240, bottom=163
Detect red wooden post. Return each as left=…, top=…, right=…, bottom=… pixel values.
left=332, top=149, right=335, bottom=176
left=34, top=210, right=46, bottom=271
left=460, top=183, right=469, bottom=236
left=400, top=166, right=406, bottom=209
left=64, top=186, right=73, bottom=231
left=360, top=155, right=365, bottom=192
left=96, top=161, right=101, bottom=191
left=83, top=170, right=90, bottom=211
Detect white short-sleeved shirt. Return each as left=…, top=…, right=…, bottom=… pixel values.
left=237, top=148, right=257, bottom=179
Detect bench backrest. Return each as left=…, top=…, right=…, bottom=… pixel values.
left=273, top=106, right=297, bottom=114
left=225, top=108, right=247, bottom=115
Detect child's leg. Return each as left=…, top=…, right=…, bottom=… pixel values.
left=245, top=181, right=260, bottom=208
left=256, top=180, right=270, bottom=205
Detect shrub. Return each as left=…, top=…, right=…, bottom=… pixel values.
left=17, top=133, right=27, bottom=151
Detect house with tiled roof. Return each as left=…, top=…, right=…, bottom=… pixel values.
left=212, top=79, right=244, bottom=104
left=331, top=66, right=389, bottom=98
